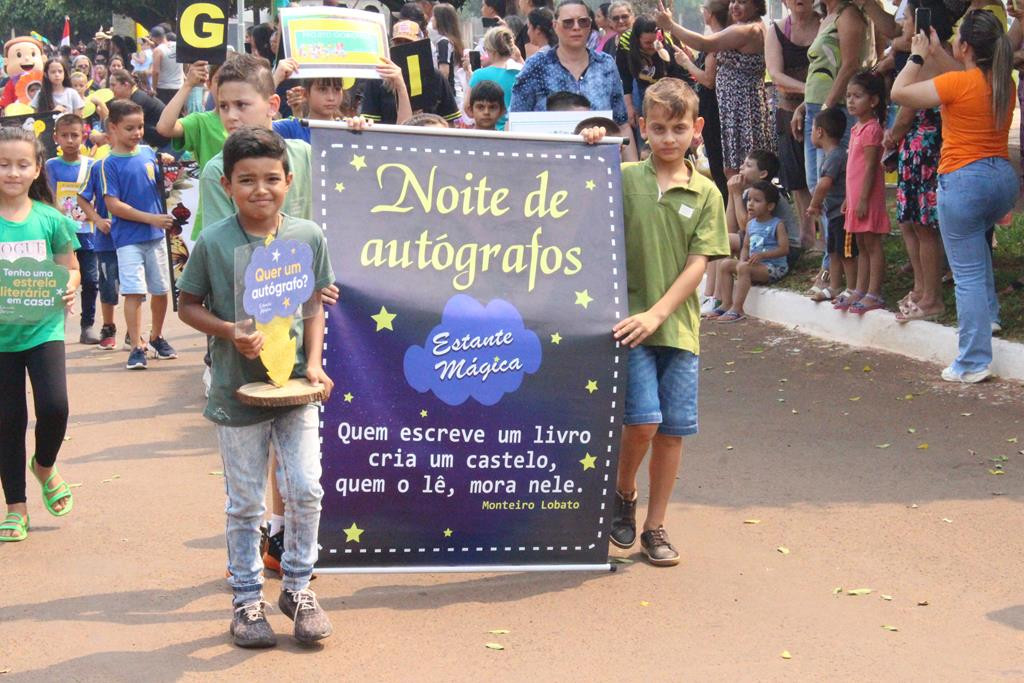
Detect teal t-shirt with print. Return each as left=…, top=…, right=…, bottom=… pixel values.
left=0, top=201, right=79, bottom=352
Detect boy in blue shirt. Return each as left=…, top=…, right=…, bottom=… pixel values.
left=100, top=99, right=178, bottom=370
left=178, top=127, right=334, bottom=648
left=584, top=78, right=729, bottom=565
left=46, top=114, right=99, bottom=344
left=77, top=156, right=120, bottom=350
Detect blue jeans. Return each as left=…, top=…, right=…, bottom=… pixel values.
left=937, top=157, right=1018, bottom=373
left=216, top=404, right=323, bottom=606
left=76, top=247, right=98, bottom=328
left=624, top=345, right=699, bottom=436
left=97, top=250, right=119, bottom=306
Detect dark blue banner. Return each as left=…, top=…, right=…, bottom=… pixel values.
left=312, top=125, right=627, bottom=570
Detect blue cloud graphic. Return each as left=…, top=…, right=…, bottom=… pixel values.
left=242, top=239, right=315, bottom=324
left=403, top=294, right=542, bottom=406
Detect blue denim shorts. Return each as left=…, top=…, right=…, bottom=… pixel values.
left=624, top=345, right=699, bottom=436
left=116, top=238, right=169, bottom=295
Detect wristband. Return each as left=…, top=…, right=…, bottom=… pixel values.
left=908, top=54, right=925, bottom=65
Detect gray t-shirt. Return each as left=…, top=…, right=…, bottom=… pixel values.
left=819, top=147, right=848, bottom=224
left=31, top=87, right=85, bottom=113
left=177, top=214, right=335, bottom=426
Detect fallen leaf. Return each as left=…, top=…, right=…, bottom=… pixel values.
left=833, top=587, right=843, bottom=595
left=724, top=370, right=735, bottom=375
left=992, top=491, right=1006, bottom=496
left=909, top=504, right=919, bottom=509
left=844, top=366, right=852, bottom=371
left=111, top=474, right=121, bottom=480
left=101, top=479, right=112, bottom=483
left=961, top=412, right=973, bottom=417
left=639, top=600, right=650, bottom=607
left=882, top=594, right=893, bottom=601
left=63, top=436, right=72, bottom=441
left=777, top=546, right=790, bottom=555
left=726, top=445, right=734, bottom=450
left=904, top=394, right=914, bottom=400
left=484, top=643, right=505, bottom=651
left=488, top=629, right=511, bottom=635
left=743, top=519, right=761, bottom=525
left=1008, top=437, right=1019, bottom=444
left=728, top=337, right=743, bottom=341
left=805, top=361, right=815, bottom=367
left=941, top=518, right=953, bottom=523
left=0, top=667, right=10, bottom=674
left=875, top=443, right=891, bottom=449
left=863, top=365, right=872, bottom=372
left=989, top=469, right=1006, bottom=475
left=791, top=409, right=799, bottom=414
left=907, top=428, right=917, bottom=434
left=917, top=600, right=929, bottom=606
left=610, top=557, right=635, bottom=564
left=208, top=470, right=223, bottom=476
left=777, top=398, right=786, bottom=402
left=881, top=625, right=899, bottom=632
left=749, top=347, right=765, bottom=354
left=847, top=588, right=873, bottom=596
left=917, top=443, right=929, bottom=450
left=68, top=482, right=82, bottom=488
left=725, top=361, right=735, bottom=366
left=849, top=396, right=861, bottom=401
left=781, top=650, right=792, bottom=660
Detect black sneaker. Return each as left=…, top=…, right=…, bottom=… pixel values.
left=230, top=600, right=277, bottom=648
left=148, top=336, right=177, bottom=359
left=640, top=526, right=680, bottom=567
left=278, top=588, right=332, bottom=643
left=263, top=528, right=284, bottom=575
left=609, top=490, right=638, bottom=549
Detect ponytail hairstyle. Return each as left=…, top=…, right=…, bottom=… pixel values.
left=0, top=126, right=54, bottom=205
left=959, top=9, right=1014, bottom=126
left=528, top=8, right=558, bottom=47
left=38, top=58, right=71, bottom=113
left=483, top=26, right=516, bottom=59
left=628, top=16, right=660, bottom=79
left=850, top=68, right=888, bottom=126
left=703, top=0, right=731, bottom=28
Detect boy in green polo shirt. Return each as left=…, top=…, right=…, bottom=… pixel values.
left=585, top=77, right=729, bottom=566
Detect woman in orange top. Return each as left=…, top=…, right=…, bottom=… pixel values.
left=891, top=10, right=1017, bottom=384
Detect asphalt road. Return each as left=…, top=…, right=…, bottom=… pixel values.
left=2, top=315, right=1022, bottom=681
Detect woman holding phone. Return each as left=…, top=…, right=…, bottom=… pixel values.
left=892, top=11, right=1018, bottom=382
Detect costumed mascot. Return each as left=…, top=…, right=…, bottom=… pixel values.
left=0, top=37, right=45, bottom=110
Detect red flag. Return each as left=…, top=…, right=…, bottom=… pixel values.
left=60, top=16, right=70, bottom=47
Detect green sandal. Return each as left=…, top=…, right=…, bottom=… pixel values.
left=30, top=455, right=74, bottom=517
left=0, top=512, right=29, bottom=542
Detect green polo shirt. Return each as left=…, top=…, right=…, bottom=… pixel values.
left=621, top=157, right=729, bottom=355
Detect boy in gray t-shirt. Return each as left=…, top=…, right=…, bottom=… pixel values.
left=808, top=108, right=857, bottom=302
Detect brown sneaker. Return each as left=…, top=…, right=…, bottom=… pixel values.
left=230, top=600, right=277, bottom=648
left=279, top=588, right=332, bottom=643
left=640, top=526, right=680, bottom=566
left=609, top=490, right=638, bottom=549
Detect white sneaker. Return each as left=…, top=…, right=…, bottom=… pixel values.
left=941, top=366, right=992, bottom=384
left=700, top=297, right=719, bottom=315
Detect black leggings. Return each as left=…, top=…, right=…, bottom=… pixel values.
left=0, top=341, right=69, bottom=505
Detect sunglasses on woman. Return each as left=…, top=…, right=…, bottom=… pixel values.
left=560, top=17, right=593, bottom=29
left=610, top=13, right=632, bottom=22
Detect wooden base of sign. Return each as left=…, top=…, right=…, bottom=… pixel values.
left=236, top=378, right=329, bottom=407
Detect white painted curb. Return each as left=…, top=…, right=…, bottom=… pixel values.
left=738, top=285, right=1024, bottom=382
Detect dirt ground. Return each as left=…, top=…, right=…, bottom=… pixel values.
left=2, top=314, right=1023, bottom=682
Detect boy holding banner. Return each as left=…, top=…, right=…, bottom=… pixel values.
left=585, top=78, right=729, bottom=566
left=177, top=127, right=334, bottom=648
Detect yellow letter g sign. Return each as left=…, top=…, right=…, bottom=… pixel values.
left=181, top=2, right=226, bottom=49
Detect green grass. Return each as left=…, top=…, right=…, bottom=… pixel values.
left=772, top=211, right=1024, bottom=343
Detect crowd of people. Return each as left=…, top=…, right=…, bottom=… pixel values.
left=0, top=0, right=1021, bottom=650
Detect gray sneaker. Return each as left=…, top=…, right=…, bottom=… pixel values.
left=278, top=588, right=332, bottom=643
left=640, top=526, right=680, bottom=567
left=79, top=326, right=101, bottom=344
left=609, top=490, right=638, bottom=549
left=230, top=600, right=277, bottom=649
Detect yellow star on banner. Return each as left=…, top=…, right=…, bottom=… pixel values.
left=550, top=332, right=562, bottom=344
left=443, top=528, right=453, bottom=537
left=585, top=179, right=596, bottom=190
left=420, top=409, right=428, bottom=418
left=585, top=380, right=598, bottom=394
left=343, top=392, right=354, bottom=403
left=343, top=522, right=364, bottom=542
left=371, top=306, right=396, bottom=331
left=579, top=453, right=596, bottom=470
left=574, top=289, right=593, bottom=309
left=350, top=154, right=367, bottom=171
left=335, top=182, right=346, bottom=192
left=282, top=297, right=291, bottom=309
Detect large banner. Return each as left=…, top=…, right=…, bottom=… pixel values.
left=312, top=124, right=627, bottom=571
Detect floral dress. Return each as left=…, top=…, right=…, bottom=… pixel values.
left=896, top=107, right=941, bottom=228
left=715, top=49, right=774, bottom=169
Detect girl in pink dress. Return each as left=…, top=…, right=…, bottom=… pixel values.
left=842, top=70, right=890, bottom=314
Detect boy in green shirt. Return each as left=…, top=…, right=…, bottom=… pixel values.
left=585, top=77, right=729, bottom=566
left=177, top=127, right=334, bottom=647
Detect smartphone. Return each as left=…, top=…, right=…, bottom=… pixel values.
left=469, top=50, right=482, bottom=71
left=915, top=7, right=932, bottom=41
left=482, top=16, right=500, bottom=28
left=882, top=148, right=899, bottom=172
